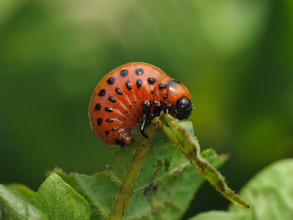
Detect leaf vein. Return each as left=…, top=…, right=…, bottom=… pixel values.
left=106, top=170, right=123, bottom=186
left=134, top=161, right=190, bottom=193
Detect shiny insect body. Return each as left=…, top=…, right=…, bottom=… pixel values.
left=89, top=62, right=192, bottom=146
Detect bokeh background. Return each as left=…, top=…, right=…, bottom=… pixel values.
left=0, top=0, right=292, bottom=218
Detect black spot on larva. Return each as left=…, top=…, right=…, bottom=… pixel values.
left=135, top=68, right=144, bottom=75
left=159, top=84, right=166, bottom=89
left=120, top=69, right=128, bottom=77
left=115, top=139, right=125, bottom=147
left=126, top=81, right=132, bottom=90
left=97, top=118, right=102, bottom=126
left=98, top=89, right=106, bottom=96
left=151, top=90, right=155, bottom=94
left=112, top=127, right=118, bottom=131
left=163, top=92, right=168, bottom=99
left=125, top=110, right=128, bottom=113
left=107, top=77, right=115, bottom=85
left=136, top=79, right=143, bottom=89
left=105, top=130, right=110, bottom=136
left=106, top=118, right=114, bottom=123
left=105, top=107, right=113, bottom=112
left=95, top=103, right=101, bottom=111
left=115, top=87, right=123, bottom=95
left=148, top=78, right=157, bottom=85
left=108, top=96, right=116, bottom=103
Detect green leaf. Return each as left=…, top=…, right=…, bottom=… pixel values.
left=190, top=159, right=293, bottom=220
left=31, top=173, right=90, bottom=220
left=5, top=184, right=35, bottom=203
left=56, top=121, right=227, bottom=220
left=0, top=184, right=47, bottom=220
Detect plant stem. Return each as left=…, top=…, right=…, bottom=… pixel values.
left=154, top=114, right=250, bottom=209
left=108, top=125, right=156, bottom=220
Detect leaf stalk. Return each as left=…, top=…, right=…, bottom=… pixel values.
left=154, top=114, right=249, bottom=209
left=108, top=125, right=157, bottom=220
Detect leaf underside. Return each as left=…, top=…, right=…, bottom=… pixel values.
left=56, top=121, right=227, bottom=220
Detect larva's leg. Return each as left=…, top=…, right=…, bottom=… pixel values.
left=164, top=103, right=172, bottom=114
left=153, top=101, right=163, bottom=117
left=140, top=116, right=148, bottom=138
left=140, top=100, right=152, bottom=138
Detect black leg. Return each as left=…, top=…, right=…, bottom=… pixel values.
left=164, top=103, right=171, bottom=114
left=140, top=100, right=152, bottom=138
left=140, top=115, right=149, bottom=138
left=153, top=101, right=162, bottom=117
left=142, top=100, right=152, bottom=115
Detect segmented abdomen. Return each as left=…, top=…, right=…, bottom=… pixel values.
left=89, top=62, right=173, bottom=146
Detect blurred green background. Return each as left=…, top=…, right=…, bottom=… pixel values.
left=0, top=0, right=292, bottom=217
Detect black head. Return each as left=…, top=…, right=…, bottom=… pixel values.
left=174, top=97, right=192, bottom=120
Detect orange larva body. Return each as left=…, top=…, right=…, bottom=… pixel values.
left=89, top=62, right=192, bottom=146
